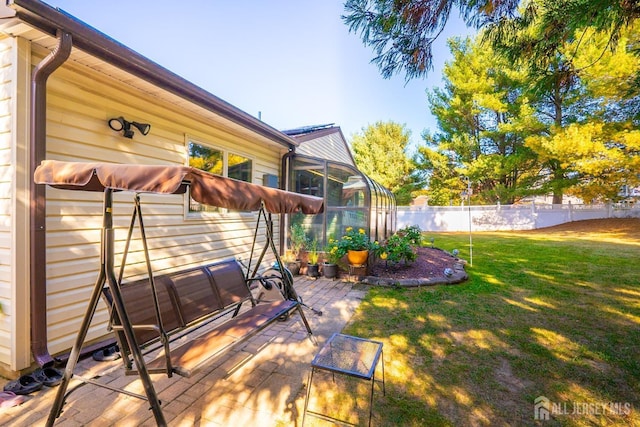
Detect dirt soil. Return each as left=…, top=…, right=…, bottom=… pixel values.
left=526, top=217, right=640, bottom=238
left=369, top=246, right=458, bottom=281
left=369, top=218, right=640, bottom=281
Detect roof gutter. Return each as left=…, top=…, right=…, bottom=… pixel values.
left=8, top=0, right=297, bottom=150
left=30, top=29, right=72, bottom=368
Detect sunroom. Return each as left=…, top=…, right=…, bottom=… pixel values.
left=282, top=124, right=396, bottom=252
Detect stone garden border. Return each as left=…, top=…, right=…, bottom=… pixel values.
left=360, top=257, right=468, bottom=287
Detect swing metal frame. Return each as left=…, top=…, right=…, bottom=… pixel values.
left=34, top=160, right=324, bottom=426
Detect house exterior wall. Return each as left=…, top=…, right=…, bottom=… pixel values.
left=0, top=36, right=14, bottom=371
left=2, top=39, right=284, bottom=373
left=0, top=35, right=31, bottom=373
left=295, top=131, right=354, bottom=166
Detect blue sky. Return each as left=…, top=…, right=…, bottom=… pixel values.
left=44, top=1, right=474, bottom=152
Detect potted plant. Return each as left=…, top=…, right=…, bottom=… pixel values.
left=336, top=226, right=373, bottom=265
left=287, top=223, right=308, bottom=275
left=322, top=241, right=340, bottom=279
left=306, top=239, right=320, bottom=278
left=282, top=250, right=301, bottom=276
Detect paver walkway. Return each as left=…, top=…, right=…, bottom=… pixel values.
left=0, top=276, right=366, bottom=426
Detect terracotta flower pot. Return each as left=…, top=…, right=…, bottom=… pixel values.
left=347, top=250, right=369, bottom=266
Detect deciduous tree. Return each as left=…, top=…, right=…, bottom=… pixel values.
left=523, top=25, right=640, bottom=202
left=350, top=121, right=422, bottom=205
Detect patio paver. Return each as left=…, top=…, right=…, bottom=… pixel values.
left=0, top=276, right=365, bottom=427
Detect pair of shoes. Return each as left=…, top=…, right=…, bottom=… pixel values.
left=0, top=391, right=25, bottom=408
left=92, top=345, right=120, bottom=362
left=3, top=374, right=42, bottom=395
left=2, top=366, right=64, bottom=396
left=33, top=367, right=63, bottom=387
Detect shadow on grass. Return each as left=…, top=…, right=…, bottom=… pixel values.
left=341, top=230, right=640, bottom=426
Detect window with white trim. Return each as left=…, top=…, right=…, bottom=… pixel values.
left=188, top=140, right=253, bottom=213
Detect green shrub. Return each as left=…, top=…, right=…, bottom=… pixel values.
left=398, top=224, right=422, bottom=245
left=378, top=225, right=421, bottom=265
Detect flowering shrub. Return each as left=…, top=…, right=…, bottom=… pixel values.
left=340, top=227, right=371, bottom=251
left=325, top=239, right=342, bottom=264
left=325, top=225, right=422, bottom=266
left=398, top=225, right=422, bottom=245
left=377, top=225, right=422, bottom=265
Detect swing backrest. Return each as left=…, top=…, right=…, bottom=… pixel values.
left=206, top=261, right=252, bottom=306
left=102, top=259, right=255, bottom=349
left=103, top=275, right=183, bottom=345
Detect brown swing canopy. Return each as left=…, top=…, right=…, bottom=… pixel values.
left=34, top=160, right=324, bottom=214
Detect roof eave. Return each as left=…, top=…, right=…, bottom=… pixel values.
left=6, top=0, right=298, bottom=149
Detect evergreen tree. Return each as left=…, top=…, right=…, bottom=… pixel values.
left=343, top=0, right=640, bottom=81
left=524, top=24, right=640, bottom=202
left=416, top=37, right=541, bottom=205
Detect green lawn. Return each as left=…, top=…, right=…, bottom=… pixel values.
left=336, top=223, right=640, bottom=426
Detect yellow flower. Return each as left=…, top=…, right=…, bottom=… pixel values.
left=380, top=252, right=388, bottom=260
left=358, top=228, right=365, bottom=234
left=346, top=226, right=353, bottom=232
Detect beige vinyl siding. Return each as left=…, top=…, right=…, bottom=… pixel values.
left=0, top=35, right=30, bottom=372
left=0, top=36, right=12, bottom=369
left=35, top=48, right=284, bottom=357
left=295, top=131, right=354, bottom=166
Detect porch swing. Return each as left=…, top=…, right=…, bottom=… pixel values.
left=34, top=160, right=324, bottom=427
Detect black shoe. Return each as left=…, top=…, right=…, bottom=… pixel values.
left=92, top=345, right=121, bottom=362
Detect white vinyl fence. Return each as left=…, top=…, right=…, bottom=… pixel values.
left=398, top=202, right=640, bottom=232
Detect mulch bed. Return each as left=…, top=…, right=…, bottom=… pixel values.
left=364, top=246, right=467, bottom=287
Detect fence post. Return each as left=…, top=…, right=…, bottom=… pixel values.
left=568, top=201, right=573, bottom=222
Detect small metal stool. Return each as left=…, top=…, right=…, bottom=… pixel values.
left=302, top=333, right=385, bottom=426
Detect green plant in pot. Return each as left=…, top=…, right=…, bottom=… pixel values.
left=289, top=223, right=308, bottom=256
left=306, top=239, right=320, bottom=278
left=282, top=250, right=301, bottom=276
left=322, top=238, right=341, bottom=279
left=287, top=223, right=307, bottom=275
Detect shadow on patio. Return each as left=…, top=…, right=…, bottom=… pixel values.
left=1, top=276, right=366, bottom=427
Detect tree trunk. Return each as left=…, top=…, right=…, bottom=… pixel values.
left=552, top=80, right=564, bottom=205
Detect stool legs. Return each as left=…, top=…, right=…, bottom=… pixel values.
left=302, top=368, right=315, bottom=426
left=302, top=362, right=385, bottom=426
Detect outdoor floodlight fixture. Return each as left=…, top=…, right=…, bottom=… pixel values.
left=108, top=116, right=151, bottom=138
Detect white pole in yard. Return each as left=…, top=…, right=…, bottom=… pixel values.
left=467, top=177, right=473, bottom=266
